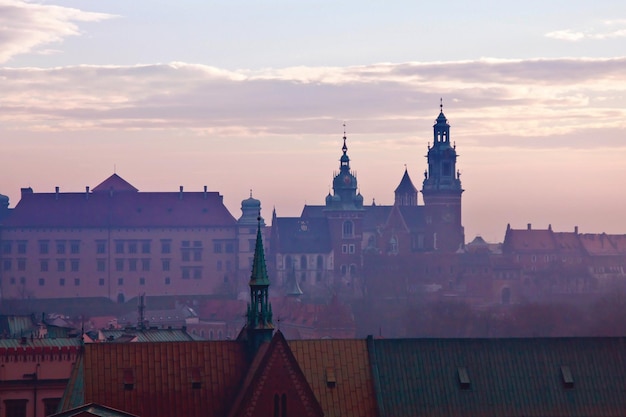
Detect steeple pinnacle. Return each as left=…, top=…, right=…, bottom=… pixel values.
left=244, top=215, right=274, bottom=352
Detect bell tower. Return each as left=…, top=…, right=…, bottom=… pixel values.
left=421, top=101, right=464, bottom=251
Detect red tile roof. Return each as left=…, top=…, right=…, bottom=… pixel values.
left=82, top=341, right=248, bottom=417
left=5, top=185, right=236, bottom=228
left=503, top=228, right=556, bottom=252
left=579, top=233, right=620, bottom=256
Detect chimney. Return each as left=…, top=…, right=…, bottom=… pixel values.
left=85, top=186, right=90, bottom=200
left=20, top=187, right=33, bottom=198
left=203, top=185, right=207, bottom=199
left=527, top=223, right=531, bottom=230
left=574, top=226, right=579, bottom=234
left=179, top=186, right=183, bottom=200
left=55, top=186, right=59, bottom=200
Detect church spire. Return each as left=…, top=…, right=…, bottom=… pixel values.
left=245, top=215, right=274, bottom=352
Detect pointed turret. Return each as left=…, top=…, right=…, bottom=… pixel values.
left=394, top=167, right=418, bottom=206
left=244, top=216, right=274, bottom=352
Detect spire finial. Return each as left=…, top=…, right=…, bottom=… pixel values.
left=342, top=122, right=348, bottom=154
left=249, top=189, right=253, bottom=198
left=440, top=97, right=443, bottom=113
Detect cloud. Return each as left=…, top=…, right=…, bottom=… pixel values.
left=1, top=58, right=626, bottom=149
left=546, top=19, right=626, bottom=41
left=0, top=0, right=115, bottom=63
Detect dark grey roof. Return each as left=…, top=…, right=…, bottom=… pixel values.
left=369, top=336, right=626, bottom=417
left=273, top=217, right=331, bottom=254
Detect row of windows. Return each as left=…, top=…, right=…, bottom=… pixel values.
left=3, top=239, right=211, bottom=256
left=284, top=255, right=325, bottom=270
left=340, top=264, right=357, bottom=276
left=341, top=244, right=356, bottom=254
left=5, top=275, right=221, bottom=286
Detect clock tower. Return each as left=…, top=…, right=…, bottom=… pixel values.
left=421, top=101, right=464, bottom=252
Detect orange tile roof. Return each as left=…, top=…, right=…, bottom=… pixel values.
left=82, top=341, right=248, bottom=417
left=504, top=228, right=556, bottom=252
left=579, top=233, right=620, bottom=256
left=289, top=339, right=379, bottom=417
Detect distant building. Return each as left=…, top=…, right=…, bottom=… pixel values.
left=270, top=105, right=465, bottom=296
left=0, top=174, right=267, bottom=303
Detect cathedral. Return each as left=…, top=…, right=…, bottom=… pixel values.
left=269, top=104, right=465, bottom=295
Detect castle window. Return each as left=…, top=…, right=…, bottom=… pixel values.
left=96, top=241, right=106, bottom=254
left=341, top=265, right=347, bottom=276
left=70, top=240, right=80, bottom=254
left=342, top=220, right=354, bottom=238
left=349, top=244, right=355, bottom=254
left=141, top=241, right=151, bottom=254
left=39, top=241, right=49, bottom=254
left=317, top=255, right=324, bottom=270
left=161, top=240, right=171, bottom=254
left=2, top=242, right=11, bottom=254
left=300, top=255, right=307, bottom=270
left=389, top=237, right=398, bottom=254
left=213, top=242, right=222, bottom=253
left=56, top=241, right=66, bottom=254
left=71, top=259, right=79, bottom=272
left=342, top=244, right=348, bottom=253
left=17, top=241, right=27, bottom=254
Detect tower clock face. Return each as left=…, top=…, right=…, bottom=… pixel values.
left=343, top=175, right=351, bottom=185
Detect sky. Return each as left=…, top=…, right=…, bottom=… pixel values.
left=1, top=0, right=626, bottom=242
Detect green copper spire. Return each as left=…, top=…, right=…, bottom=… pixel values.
left=245, top=216, right=274, bottom=350
left=249, top=215, right=270, bottom=286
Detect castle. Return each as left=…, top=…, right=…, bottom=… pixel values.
left=0, top=105, right=464, bottom=304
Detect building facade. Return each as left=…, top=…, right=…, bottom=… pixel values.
left=0, top=174, right=266, bottom=303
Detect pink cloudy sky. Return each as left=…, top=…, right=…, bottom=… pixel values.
left=1, top=1, right=626, bottom=242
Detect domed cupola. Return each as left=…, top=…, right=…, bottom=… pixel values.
left=239, top=190, right=265, bottom=225
left=325, top=127, right=364, bottom=211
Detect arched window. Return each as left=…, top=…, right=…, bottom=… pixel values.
left=342, top=220, right=354, bottom=238
left=389, top=236, right=398, bottom=254
left=340, top=265, right=347, bottom=276
left=316, top=255, right=323, bottom=270
left=285, top=255, right=292, bottom=270
left=300, top=255, right=307, bottom=270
